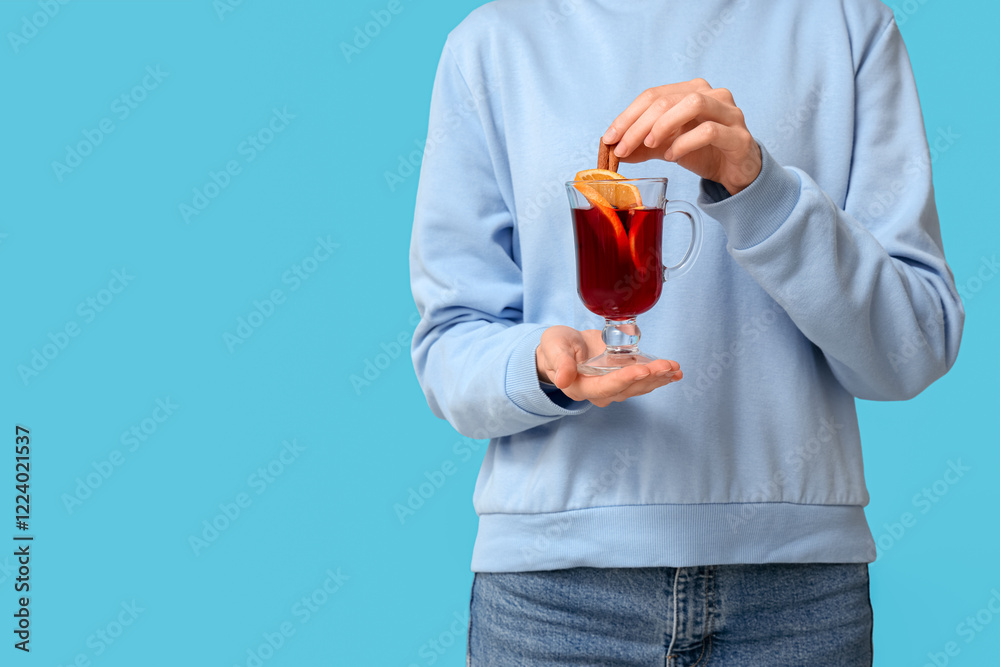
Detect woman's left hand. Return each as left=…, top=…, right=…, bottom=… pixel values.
left=602, top=78, right=762, bottom=196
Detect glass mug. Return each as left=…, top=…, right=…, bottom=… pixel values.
left=565, top=178, right=703, bottom=375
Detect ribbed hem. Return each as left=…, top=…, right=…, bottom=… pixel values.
left=504, top=326, right=592, bottom=418
left=471, top=502, right=876, bottom=572
left=698, top=143, right=802, bottom=250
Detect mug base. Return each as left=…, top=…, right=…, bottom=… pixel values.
left=577, top=349, right=659, bottom=376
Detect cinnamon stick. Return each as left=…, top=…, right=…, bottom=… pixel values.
left=598, top=140, right=619, bottom=173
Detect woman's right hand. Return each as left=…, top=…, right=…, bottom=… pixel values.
left=535, top=326, right=682, bottom=408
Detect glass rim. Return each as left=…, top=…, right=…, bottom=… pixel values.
left=565, top=177, right=669, bottom=186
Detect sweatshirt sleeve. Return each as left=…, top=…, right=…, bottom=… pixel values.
left=408, top=43, right=591, bottom=439
left=697, top=19, right=964, bottom=401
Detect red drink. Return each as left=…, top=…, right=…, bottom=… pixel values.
left=573, top=206, right=663, bottom=319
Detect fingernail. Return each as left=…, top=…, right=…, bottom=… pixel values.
left=603, top=128, right=617, bottom=142
left=614, top=144, right=625, bottom=157
left=656, top=369, right=675, bottom=377
left=635, top=371, right=650, bottom=380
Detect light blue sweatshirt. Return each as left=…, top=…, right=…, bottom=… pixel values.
left=409, top=0, right=964, bottom=572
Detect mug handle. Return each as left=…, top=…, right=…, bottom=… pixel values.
left=661, top=199, right=703, bottom=281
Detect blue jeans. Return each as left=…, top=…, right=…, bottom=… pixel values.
left=467, top=563, right=872, bottom=666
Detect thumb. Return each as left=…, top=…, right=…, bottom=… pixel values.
left=548, top=331, right=587, bottom=389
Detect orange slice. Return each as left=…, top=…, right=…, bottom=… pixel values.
left=574, top=169, right=643, bottom=209
left=572, top=182, right=629, bottom=257
left=628, top=211, right=652, bottom=278
left=576, top=169, right=623, bottom=181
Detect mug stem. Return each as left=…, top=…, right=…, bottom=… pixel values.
left=602, top=318, right=640, bottom=352
left=577, top=317, right=657, bottom=375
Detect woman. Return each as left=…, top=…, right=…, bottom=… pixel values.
left=409, top=0, right=963, bottom=664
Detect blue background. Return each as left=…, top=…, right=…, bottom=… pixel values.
left=2, top=1, right=997, bottom=665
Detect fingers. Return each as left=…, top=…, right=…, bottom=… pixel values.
left=588, top=362, right=661, bottom=398
left=613, top=365, right=683, bottom=399
left=602, top=89, right=657, bottom=146
left=602, top=80, right=712, bottom=151
left=664, top=121, right=755, bottom=162
left=611, top=93, right=690, bottom=160
left=589, top=370, right=683, bottom=407
left=578, top=359, right=682, bottom=406
left=644, top=92, right=745, bottom=153
left=606, top=85, right=751, bottom=168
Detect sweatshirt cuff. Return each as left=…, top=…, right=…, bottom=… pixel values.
left=505, top=327, right=592, bottom=418
left=697, top=143, right=801, bottom=250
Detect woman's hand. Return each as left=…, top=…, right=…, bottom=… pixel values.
left=535, top=326, right=682, bottom=408
left=602, top=78, right=762, bottom=196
